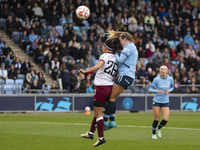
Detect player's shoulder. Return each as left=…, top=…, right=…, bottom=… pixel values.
left=167, top=75, right=174, bottom=80
left=100, top=53, right=115, bottom=60
left=154, top=76, right=160, bottom=81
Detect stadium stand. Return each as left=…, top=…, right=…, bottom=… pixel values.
left=0, top=0, right=199, bottom=94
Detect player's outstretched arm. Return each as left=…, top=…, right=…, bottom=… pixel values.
left=79, top=60, right=104, bottom=74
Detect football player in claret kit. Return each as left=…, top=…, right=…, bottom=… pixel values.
left=79, top=38, right=118, bottom=147
left=149, top=65, right=174, bottom=139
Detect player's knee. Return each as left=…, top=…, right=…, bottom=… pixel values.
left=154, top=116, right=160, bottom=121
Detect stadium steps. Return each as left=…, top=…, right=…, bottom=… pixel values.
left=0, top=30, right=55, bottom=86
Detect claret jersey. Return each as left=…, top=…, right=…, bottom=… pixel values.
left=94, top=53, right=117, bottom=86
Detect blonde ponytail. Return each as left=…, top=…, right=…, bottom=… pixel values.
left=106, top=30, right=122, bottom=40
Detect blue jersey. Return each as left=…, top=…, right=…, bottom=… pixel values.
left=117, top=42, right=138, bottom=79
left=149, top=75, right=174, bottom=103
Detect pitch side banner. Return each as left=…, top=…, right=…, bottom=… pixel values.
left=74, top=96, right=145, bottom=111
left=147, top=96, right=180, bottom=110
left=36, top=96, right=72, bottom=111
left=0, top=96, right=34, bottom=111
left=182, top=97, right=200, bottom=111
left=74, top=96, right=94, bottom=110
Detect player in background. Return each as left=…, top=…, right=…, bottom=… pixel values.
left=80, top=38, right=118, bottom=147
left=149, top=65, right=174, bottom=139
left=103, top=30, right=138, bottom=130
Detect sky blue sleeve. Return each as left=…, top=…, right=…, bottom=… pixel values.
left=116, top=53, right=127, bottom=63
left=148, top=78, right=157, bottom=93
left=169, top=78, right=174, bottom=92
left=121, top=47, right=132, bottom=57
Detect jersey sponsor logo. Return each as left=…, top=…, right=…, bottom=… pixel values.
left=99, top=55, right=104, bottom=59
left=123, top=97, right=133, bottom=110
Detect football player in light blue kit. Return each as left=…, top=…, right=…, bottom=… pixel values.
left=103, top=30, right=138, bottom=130
left=149, top=65, right=174, bottom=139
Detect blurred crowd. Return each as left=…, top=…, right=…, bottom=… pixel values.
left=0, top=0, right=200, bottom=94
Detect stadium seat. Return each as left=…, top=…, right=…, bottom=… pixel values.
left=4, top=84, right=15, bottom=94
left=80, top=26, right=87, bottom=32
left=17, top=74, right=25, bottom=80
left=55, top=25, right=64, bottom=36
left=73, top=26, right=81, bottom=36
left=0, top=84, right=2, bottom=94
left=168, top=41, right=176, bottom=49
left=15, top=79, right=24, bottom=85
left=0, top=79, right=5, bottom=84
left=6, top=79, right=14, bottom=84
left=15, top=84, right=22, bottom=94
left=12, top=31, right=21, bottom=43
left=40, top=18, right=48, bottom=24
left=0, top=18, right=6, bottom=30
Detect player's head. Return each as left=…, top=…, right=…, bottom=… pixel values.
left=106, top=30, right=133, bottom=48
left=102, top=38, right=121, bottom=53
left=159, top=65, right=168, bottom=76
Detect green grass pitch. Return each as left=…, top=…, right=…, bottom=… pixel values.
left=0, top=112, right=200, bottom=150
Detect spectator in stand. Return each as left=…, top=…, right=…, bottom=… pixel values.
left=184, top=32, right=194, bottom=45
left=155, top=53, right=163, bottom=67
left=146, top=59, right=156, bottom=71
left=14, top=17, right=23, bottom=32
left=59, top=64, right=70, bottom=91
left=38, top=72, right=46, bottom=85
left=79, top=45, right=88, bottom=60
left=62, top=29, right=72, bottom=43
left=14, top=57, right=22, bottom=74
left=5, top=54, right=13, bottom=69
left=0, top=63, right=7, bottom=80
left=8, top=64, right=17, bottom=80
left=0, top=36, right=6, bottom=50
left=96, top=24, right=105, bottom=37
left=50, top=10, right=59, bottom=25
left=6, top=16, right=16, bottom=38
left=77, top=59, right=86, bottom=70
left=69, top=42, right=80, bottom=61
left=32, top=2, right=43, bottom=18
left=3, top=43, right=13, bottom=58
left=43, top=51, right=52, bottom=74
left=170, top=46, right=178, bottom=60
left=128, top=13, right=138, bottom=33
left=51, top=56, right=60, bottom=72
left=21, top=58, right=31, bottom=75
left=60, top=43, right=70, bottom=57
left=40, top=22, right=49, bottom=38
left=1, top=3, right=10, bottom=19
left=187, top=68, right=195, bottom=80
left=50, top=82, right=60, bottom=94
left=188, top=86, right=199, bottom=93
left=14, top=2, right=25, bottom=19
left=70, top=69, right=77, bottom=92
left=29, top=30, right=38, bottom=43
left=185, top=44, right=196, bottom=58
left=79, top=73, right=87, bottom=93
left=137, top=65, right=148, bottom=80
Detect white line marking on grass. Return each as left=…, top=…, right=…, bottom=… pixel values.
left=1, top=121, right=200, bottom=131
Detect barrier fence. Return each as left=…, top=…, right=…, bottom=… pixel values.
left=0, top=94, right=199, bottom=112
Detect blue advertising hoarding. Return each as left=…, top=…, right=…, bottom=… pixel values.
left=74, top=97, right=94, bottom=111
left=0, top=96, right=34, bottom=111
left=182, top=97, right=200, bottom=111
left=74, top=96, right=145, bottom=111
left=36, top=96, right=72, bottom=111
left=116, top=97, right=145, bottom=111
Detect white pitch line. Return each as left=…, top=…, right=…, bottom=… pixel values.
left=1, top=121, right=200, bottom=131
